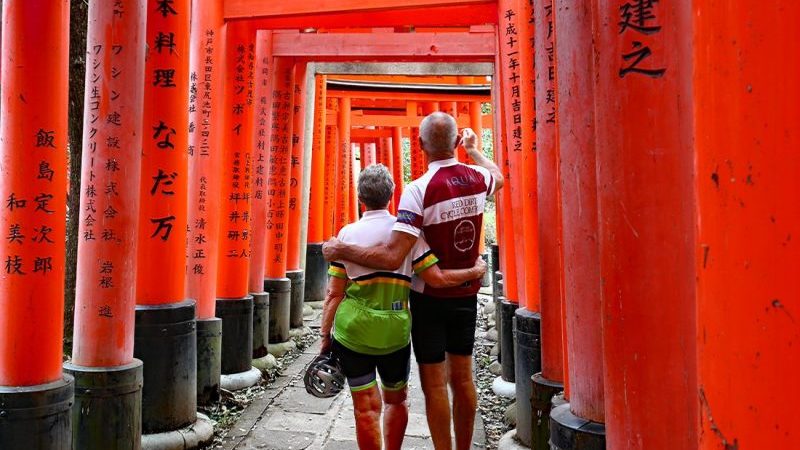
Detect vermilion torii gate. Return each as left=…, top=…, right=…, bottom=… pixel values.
left=0, top=1, right=798, bottom=450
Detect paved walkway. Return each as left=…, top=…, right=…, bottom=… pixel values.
left=219, top=333, right=486, bottom=450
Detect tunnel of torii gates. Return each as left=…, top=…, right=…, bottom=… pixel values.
left=0, top=0, right=797, bottom=450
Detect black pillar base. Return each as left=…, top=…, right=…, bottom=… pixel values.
left=499, top=297, right=518, bottom=382
left=287, top=269, right=306, bottom=329
left=490, top=243, right=500, bottom=289
left=549, top=403, right=606, bottom=450
left=304, top=243, right=327, bottom=302
left=63, top=360, right=143, bottom=449
left=196, top=317, right=222, bottom=406
left=252, top=292, right=270, bottom=359
left=134, top=300, right=197, bottom=434
left=493, top=271, right=504, bottom=305
left=514, top=308, right=542, bottom=446
left=265, top=278, right=291, bottom=343
left=495, top=277, right=504, bottom=363
left=216, top=296, right=254, bottom=375
left=480, top=252, right=491, bottom=287
left=532, top=373, right=564, bottom=450
left=0, top=376, right=73, bottom=450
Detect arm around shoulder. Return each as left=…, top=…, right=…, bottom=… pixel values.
left=418, top=257, right=487, bottom=289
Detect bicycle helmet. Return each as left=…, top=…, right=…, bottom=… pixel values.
left=304, top=352, right=346, bottom=398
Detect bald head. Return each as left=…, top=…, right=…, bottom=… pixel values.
left=419, top=112, right=458, bottom=159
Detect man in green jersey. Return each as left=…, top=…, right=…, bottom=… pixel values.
left=319, top=165, right=485, bottom=450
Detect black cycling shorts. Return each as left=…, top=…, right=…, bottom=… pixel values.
left=331, top=338, right=411, bottom=392
left=409, top=291, right=478, bottom=364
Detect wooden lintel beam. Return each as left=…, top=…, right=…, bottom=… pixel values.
left=225, top=0, right=493, bottom=21
left=272, top=32, right=495, bottom=58
left=351, top=128, right=394, bottom=139
left=225, top=4, right=496, bottom=28
left=326, top=112, right=493, bottom=129
left=328, top=90, right=491, bottom=103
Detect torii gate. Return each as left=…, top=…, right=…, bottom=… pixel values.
left=0, top=1, right=798, bottom=450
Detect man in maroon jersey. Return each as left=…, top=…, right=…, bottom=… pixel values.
left=323, top=112, right=504, bottom=450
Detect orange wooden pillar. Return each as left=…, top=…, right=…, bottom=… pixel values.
left=362, top=137, right=377, bottom=168
left=64, top=0, right=147, bottom=446
left=0, top=1, right=73, bottom=446
left=391, top=127, right=404, bottom=211
left=187, top=0, right=226, bottom=406
left=349, top=142, right=360, bottom=221
left=468, top=101, right=484, bottom=163
left=135, top=0, right=200, bottom=436
left=493, top=17, right=521, bottom=387
left=548, top=0, right=606, bottom=448
left=308, top=76, right=326, bottom=246
left=495, top=0, right=525, bottom=392
left=504, top=0, right=553, bottom=445
left=304, top=74, right=328, bottom=302
left=264, top=55, right=294, bottom=344
left=286, top=61, right=307, bottom=328
left=250, top=30, right=274, bottom=362
left=323, top=98, right=339, bottom=239
left=594, top=1, right=697, bottom=449
left=440, top=101, right=464, bottom=160
left=408, top=101, right=425, bottom=181
left=215, top=20, right=257, bottom=381
left=694, top=3, right=799, bottom=449
left=334, top=97, right=352, bottom=233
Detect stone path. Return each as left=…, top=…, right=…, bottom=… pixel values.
left=218, top=329, right=486, bottom=450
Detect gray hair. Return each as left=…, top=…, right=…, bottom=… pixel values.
left=358, top=164, right=395, bottom=210
left=419, top=112, right=458, bottom=156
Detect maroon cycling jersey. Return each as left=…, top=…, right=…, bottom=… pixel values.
left=395, top=158, right=496, bottom=297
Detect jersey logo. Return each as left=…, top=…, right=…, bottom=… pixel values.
left=453, top=219, right=477, bottom=252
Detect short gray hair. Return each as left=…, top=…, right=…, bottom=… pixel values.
left=358, top=164, right=395, bottom=210
left=419, top=112, right=458, bottom=156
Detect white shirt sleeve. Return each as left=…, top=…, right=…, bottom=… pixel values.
left=392, top=183, right=425, bottom=237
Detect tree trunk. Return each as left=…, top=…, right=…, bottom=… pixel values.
left=64, top=0, right=88, bottom=356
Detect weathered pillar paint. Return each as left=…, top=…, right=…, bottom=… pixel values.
left=533, top=0, right=564, bottom=383
left=408, top=101, right=425, bottom=181
left=308, top=75, right=327, bottom=245
left=67, top=8, right=148, bottom=442
left=350, top=143, right=360, bottom=222
left=695, top=2, right=800, bottom=449
left=468, top=102, right=484, bottom=162
left=594, top=1, right=697, bottom=448
left=334, top=97, right=352, bottom=234
left=362, top=137, right=377, bottom=168
left=67, top=4, right=148, bottom=442
left=188, top=0, right=226, bottom=407
left=135, top=0, right=199, bottom=435
left=264, top=56, right=295, bottom=279
left=391, top=127, right=404, bottom=210
left=323, top=97, right=339, bottom=239
left=287, top=62, right=308, bottom=272
left=555, top=0, right=604, bottom=423
left=217, top=21, right=255, bottom=300
left=0, top=0, right=70, bottom=388
left=73, top=0, right=146, bottom=368
left=496, top=2, right=523, bottom=307
left=493, top=19, right=520, bottom=387
left=249, top=31, right=274, bottom=294
left=187, top=0, right=225, bottom=320
left=137, top=0, right=190, bottom=306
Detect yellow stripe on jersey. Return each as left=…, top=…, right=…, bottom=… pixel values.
left=328, top=264, right=347, bottom=279
left=412, top=253, right=439, bottom=274
left=353, top=276, right=411, bottom=288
